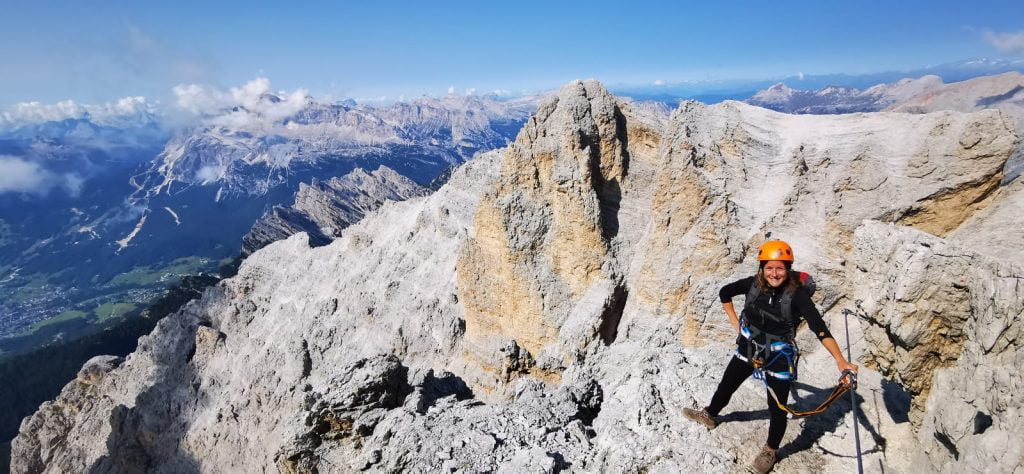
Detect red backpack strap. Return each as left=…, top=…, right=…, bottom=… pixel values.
left=799, top=272, right=816, bottom=296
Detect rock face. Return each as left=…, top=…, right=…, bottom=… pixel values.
left=947, top=179, right=1024, bottom=266
left=749, top=72, right=1024, bottom=184
left=849, top=221, right=1024, bottom=471
left=241, top=166, right=427, bottom=255
left=884, top=72, right=1024, bottom=183
left=12, top=80, right=1024, bottom=473
left=456, top=81, right=661, bottom=394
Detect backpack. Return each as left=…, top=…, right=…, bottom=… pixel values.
left=742, top=271, right=816, bottom=337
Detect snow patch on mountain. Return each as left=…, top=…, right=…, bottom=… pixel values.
left=163, top=207, right=180, bottom=226
left=114, top=213, right=148, bottom=252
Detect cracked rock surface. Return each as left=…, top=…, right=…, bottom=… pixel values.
left=12, top=80, right=1023, bottom=473
left=242, top=165, right=428, bottom=255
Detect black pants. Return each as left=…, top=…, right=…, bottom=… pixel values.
left=705, top=355, right=792, bottom=450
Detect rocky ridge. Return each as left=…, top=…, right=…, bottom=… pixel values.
left=135, top=94, right=536, bottom=200
left=12, top=81, right=1023, bottom=473
left=748, top=72, right=1024, bottom=185
left=848, top=221, right=1024, bottom=470
left=0, top=91, right=532, bottom=342
left=745, top=75, right=945, bottom=114
left=884, top=72, right=1024, bottom=184
left=241, top=166, right=428, bottom=255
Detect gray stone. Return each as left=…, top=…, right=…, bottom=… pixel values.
left=12, top=79, right=1024, bottom=473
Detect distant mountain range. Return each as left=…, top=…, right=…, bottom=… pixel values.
left=745, top=75, right=945, bottom=114
left=133, top=94, right=534, bottom=200
left=611, top=58, right=1024, bottom=105
left=4, top=59, right=1023, bottom=353
left=0, top=92, right=535, bottom=353
left=743, top=71, right=1024, bottom=184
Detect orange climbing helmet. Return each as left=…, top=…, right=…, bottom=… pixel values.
left=758, top=240, right=794, bottom=262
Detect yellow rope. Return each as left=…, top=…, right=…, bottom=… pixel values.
left=763, top=371, right=856, bottom=419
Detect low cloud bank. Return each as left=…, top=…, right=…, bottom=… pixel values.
left=172, top=77, right=310, bottom=132
left=0, top=97, right=157, bottom=131
left=0, top=155, right=84, bottom=196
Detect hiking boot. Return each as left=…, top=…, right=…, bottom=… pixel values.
left=749, top=445, right=777, bottom=473
left=682, top=407, right=717, bottom=429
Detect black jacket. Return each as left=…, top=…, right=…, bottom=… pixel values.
left=719, top=276, right=833, bottom=341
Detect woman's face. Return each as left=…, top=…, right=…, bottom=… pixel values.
left=763, top=260, right=788, bottom=288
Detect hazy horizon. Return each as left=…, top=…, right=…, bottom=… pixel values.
left=2, top=0, right=1023, bottom=109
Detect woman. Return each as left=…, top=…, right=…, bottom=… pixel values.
left=683, top=240, right=858, bottom=473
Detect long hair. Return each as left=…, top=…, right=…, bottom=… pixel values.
left=755, top=261, right=798, bottom=293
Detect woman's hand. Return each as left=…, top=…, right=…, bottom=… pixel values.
left=837, top=360, right=859, bottom=373
left=722, top=301, right=740, bottom=334
left=837, top=360, right=859, bottom=386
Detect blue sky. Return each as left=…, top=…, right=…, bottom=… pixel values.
left=2, top=0, right=1023, bottom=107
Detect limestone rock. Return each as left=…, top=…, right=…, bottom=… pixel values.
left=242, top=166, right=427, bottom=255
left=884, top=72, right=1024, bottom=183
left=848, top=221, right=1024, bottom=472
left=456, top=80, right=659, bottom=394
left=947, top=179, right=1024, bottom=266
left=12, top=80, right=1024, bottom=473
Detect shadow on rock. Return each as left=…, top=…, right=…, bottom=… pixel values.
left=88, top=322, right=204, bottom=473
left=780, top=382, right=886, bottom=460
left=712, top=380, right=887, bottom=461
left=880, top=377, right=911, bottom=424
left=413, top=369, right=474, bottom=414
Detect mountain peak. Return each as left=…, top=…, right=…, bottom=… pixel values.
left=12, top=80, right=1024, bottom=473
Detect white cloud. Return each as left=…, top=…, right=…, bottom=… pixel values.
left=653, top=79, right=665, bottom=86
left=207, top=110, right=257, bottom=130
left=0, top=156, right=47, bottom=193
left=0, top=155, right=84, bottom=196
left=464, top=88, right=477, bottom=96
left=0, top=96, right=156, bottom=130
left=171, top=83, right=228, bottom=115
left=447, top=86, right=456, bottom=95
left=798, top=72, right=805, bottom=80
left=195, top=165, right=223, bottom=184
left=62, top=174, right=85, bottom=196
left=172, top=77, right=310, bottom=131
left=982, top=30, right=1024, bottom=55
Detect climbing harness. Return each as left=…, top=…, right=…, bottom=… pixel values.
left=735, top=324, right=799, bottom=381
left=737, top=322, right=858, bottom=419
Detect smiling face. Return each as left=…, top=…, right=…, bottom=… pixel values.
left=762, top=260, right=788, bottom=288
